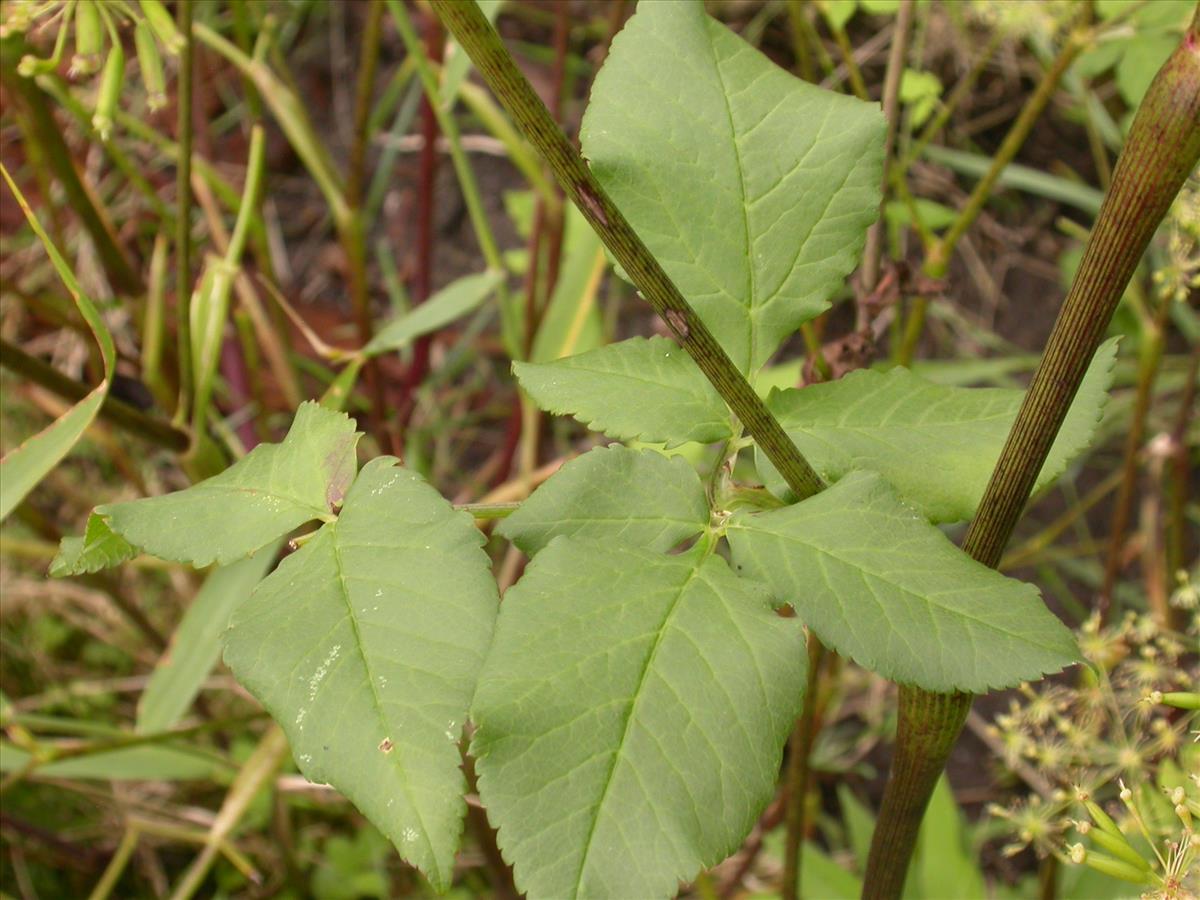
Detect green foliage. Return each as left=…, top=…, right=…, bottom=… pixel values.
left=899, top=69, right=942, bottom=128
left=364, top=269, right=504, bottom=356
left=136, top=547, right=281, bottom=733
left=514, top=337, right=732, bottom=446
left=498, top=445, right=709, bottom=555
left=756, top=338, right=1118, bottom=521
left=727, top=472, right=1078, bottom=692
left=223, top=457, right=499, bottom=890
left=776, top=777, right=997, bottom=899
left=45, top=2, right=1121, bottom=895
left=0, top=741, right=228, bottom=781
left=580, top=0, right=885, bottom=372
left=55, top=402, right=359, bottom=572
left=0, top=167, right=115, bottom=523
left=471, top=539, right=806, bottom=898
left=1076, top=0, right=1194, bottom=108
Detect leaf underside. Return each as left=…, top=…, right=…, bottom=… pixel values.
left=498, top=444, right=710, bottom=555
left=514, top=336, right=732, bottom=446
left=728, top=471, right=1080, bottom=693
left=223, top=458, right=499, bottom=891
left=57, top=402, right=361, bottom=571
left=757, top=338, right=1118, bottom=522
left=51, top=513, right=137, bottom=576
left=580, top=1, right=885, bottom=373
left=472, top=538, right=806, bottom=899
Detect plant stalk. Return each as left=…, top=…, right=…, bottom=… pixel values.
left=860, top=0, right=914, bottom=299
left=345, top=0, right=389, bottom=439
left=0, top=42, right=143, bottom=296
left=429, top=0, right=825, bottom=500
left=168, top=726, right=290, bottom=900
left=0, top=338, right=190, bottom=452
left=1098, top=292, right=1171, bottom=619
left=863, top=10, right=1200, bottom=896
left=780, top=635, right=826, bottom=900
left=896, top=24, right=1085, bottom=364
left=176, top=0, right=195, bottom=423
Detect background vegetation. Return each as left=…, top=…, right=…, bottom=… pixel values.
left=0, top=0, right=1196, bottom=897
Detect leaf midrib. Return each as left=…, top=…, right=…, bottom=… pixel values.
left=573, top=556, right=703, bottom=895
left=729, top=520, right=1066, bottom=653
left=328, top=520, right=442, bottom=884
left=708, top=26, right=756, bottom=371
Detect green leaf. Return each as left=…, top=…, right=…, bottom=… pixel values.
left=0, top=166, right=115, bottom=522
left=899, top=69, right=942, bottom=128
left=799, top=843, right=862, bottom=899
left=78, top=402, right=360, bottom=569
left=50, top=513, right=136, bottom=576
left=1115, top=34, right=1178, bottom=106
left=0, top=741, right=228, bottom=781
left=364, top=269, right=503, bottom=357
left=498, top=445, right=709, bottom=555
left=727, top=472, right=1079, bottom=692
left=529, top=216, right=606, bottom=364
left=136, top=545, right=280, bottom=733
left=223, top=458, right=498, bottom=891
left=758, top=339, right=1118, bottom=521
left=514, top=336, right=732, bottom=446
left=472, top=539, right=805, bottom=899
left=581, top=1, right=884, bottom=372
left=916, top=777, right=986, bottom=900
left=822, top=0, right=858, bottom=31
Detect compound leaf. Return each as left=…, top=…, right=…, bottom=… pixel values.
left=472, top=538, right=805, bottom=899
left=727, top=471, right=1079, bottom=693
left=514, top=336, right=731, bottom=446
left=581, top=1, right=884, bottom=372
left=223, top=458, right=499, bottom=891
left=69, top=402, right=360, bottom=569
left=757, top=339, right=1118, bottom=521
left=498, top=445, right=709, bottom=555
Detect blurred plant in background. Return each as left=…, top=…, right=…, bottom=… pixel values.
left=988, top=599, right=1199, bottom=896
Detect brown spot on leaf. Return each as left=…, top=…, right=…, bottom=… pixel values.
left=378, top=737, right=394, bottom=753
left=324, top=433, right=358, bottom=510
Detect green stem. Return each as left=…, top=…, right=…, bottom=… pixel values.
left=827, top=19, right=869, bottom=101
left=1164, top=348, right=1198, bottom=599
left=387, top=0, right=505, bottom=273
left=863, top=10, right=1200, bottom=896
left=87, top=826, right=140, bottom=900
left=1098, top=292, right=1170, bottom=619
left=903, top=27, right=1003, bottom=169
left=190, top=126, right=267, bottom=438
left=345, top=0, right=388, bottom=437
left=0, top=38, right=143, bottom=296
left=176, top=0, right=194, bottom=423
left=168, top=726, right=290, bottom=900
left=781, top=635, right=826, bottom=900
left=429, top=0, right=825, bottom=501
left=860, top=0, right=914, bottom=297
left=0, top=337, right=189, bottom=452
left=896, top=24, right=1085, bottom=364
left=785, top=0, right=815, bottom=82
